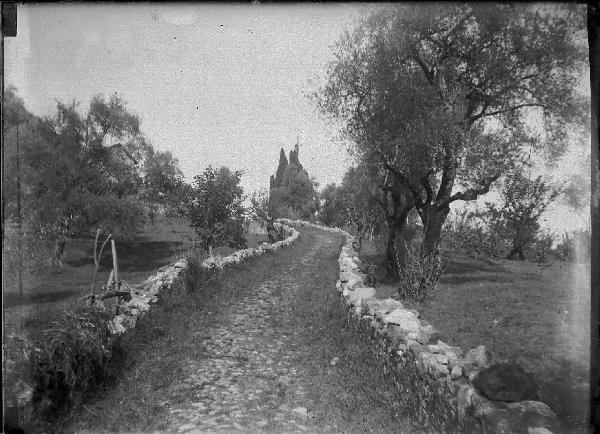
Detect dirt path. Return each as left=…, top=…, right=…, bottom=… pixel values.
left=67, top=228, right=412, bottom=434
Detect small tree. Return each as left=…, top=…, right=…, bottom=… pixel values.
left=249, top=188, right=270, bottom=226
left=485, top=172, right=561, bottom=261
left=188, top=166, right=246, bottom=256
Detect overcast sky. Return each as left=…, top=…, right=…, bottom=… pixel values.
left=5, top=3, right=369, bottom=191
left=4, top=3, right=591, bottom=235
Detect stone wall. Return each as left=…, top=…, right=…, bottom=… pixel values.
left=279, top=219, right=561, bottom=434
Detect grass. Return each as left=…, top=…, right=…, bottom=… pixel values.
left=359, top=239, right=590, bottom=432
left=3, top=216, right=269, bottom=335
left=58, top=227, right=415, bottom=433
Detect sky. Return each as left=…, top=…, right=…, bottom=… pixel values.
left=4, top=3, right=591, bottom=235
left=4, top=3, right=368, bottom=191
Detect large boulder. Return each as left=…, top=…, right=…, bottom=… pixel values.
left=473, top=363, right=540, bottom=402
left=383, top=308, right=420, bottom=333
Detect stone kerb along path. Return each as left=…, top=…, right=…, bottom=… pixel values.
left=279, top=219, right=562, bottom=434
left=108, top=222, right=299, bottom=335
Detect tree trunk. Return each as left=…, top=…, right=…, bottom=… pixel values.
left=53, top=239, right=67, bottom=265
left=385, top=217, right=399, bottom=279
left=507, top=246, right=525, bottom=261
left=421, top=205, right=450, bottom=259
left=420, top=205, right=450, bottom=284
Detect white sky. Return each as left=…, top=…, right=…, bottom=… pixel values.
left=4, top=3, right=368, bottom=191
left=4, top=3, right=591, bottom=236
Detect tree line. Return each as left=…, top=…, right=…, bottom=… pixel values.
left=312, top=4, right=589, bottom=299
left=2, top=87, right=251, bottom=268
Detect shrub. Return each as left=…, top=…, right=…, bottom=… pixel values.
left=182, top=252, right=222, bottom=293
left=397, top=242, right=440, bottom=302
left=359, top=262, right=378, bottom=287
left=556, top=230, right=591, bottom=263
left=534, top=232, right=555, bottom=264
left=27, top=307, right=112, bottom=419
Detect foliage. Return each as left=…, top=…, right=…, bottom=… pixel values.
left=269, top=146, right=319, bottom=220
left=188, top=166, right=247, bottom=254
left=28, top=307, right=112, bottom=418
left=397, top=241, right=439, bottom=302
left=142, top=148, right=185, bottom=219
left=441, top=209, right=509, bottom=260
left=319, top=183, right=343, bottom=227
left=2, top=88, right=157, bottom=264
left=250, top=188, right=270, bottom=224
left=316, top=3, right=587, bottom=267
left=485, top=172, right=562, bottom=260
left=534, top=232, right=555, bottom=264
left=358, top=262, right=378, bottom=287
left=556, top=230, right=591, bottom=262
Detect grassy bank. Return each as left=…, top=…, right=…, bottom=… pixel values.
left=359, top=240, right=590, bottom=431
left=3, top=217, right=268, bottom=334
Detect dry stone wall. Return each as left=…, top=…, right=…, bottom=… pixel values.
left=279, top=219, right=561, bottom=434
left=108, top=222, right=299, bottom=335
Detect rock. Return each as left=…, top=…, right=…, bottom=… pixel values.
left=528, top=427, right=554, bottom=434
left=463, top=345, right=491, bottom=369
left=330, top=357, right=340, bottom=366
left=346, top=287, right=376, bottom=307
left=256, top=420, right=269, bottom=428
left=508, top=401, right=561, bottom=432
left=473, top=363, right=540, bottom=402
left=451, top=365, right=463, bottom=379
left=416, top=324, right=441, bottom=345
left=363, top=298, right=403, bottom=317
left=383, top=308, right=420, bottom=332
left=292, top=407, right=309, bottom=419
left=178, top=424, right=197, bottom=433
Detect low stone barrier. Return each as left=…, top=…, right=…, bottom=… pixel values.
left=108, top=222, right=299, bottom=334
left=281, top=219, right=560, bottom=434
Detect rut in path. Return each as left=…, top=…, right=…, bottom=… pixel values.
left=69, top=228, right=412, bottom=434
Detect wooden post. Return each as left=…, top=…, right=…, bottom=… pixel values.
left=111, top=240, right=120, bottom=314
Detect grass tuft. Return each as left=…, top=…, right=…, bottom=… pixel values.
left=26, top=307, right=113, bottom=422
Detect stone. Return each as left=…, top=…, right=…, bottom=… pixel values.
left=528, top=427, right=554, bottom=434
left=178, top=424, right=197, bottom=433
left=292, top=407, right=309, bottom=419
left=346, top=287, right=376, bottom=307
left=451, top=365, right=463, bottom=379
left=256, top=420, right=269, bottom=428
left=463, top=345, right=491, bottom=369
left=363, top=298, right=403, bottom=317
left=508, top=401, right=560, bottom=432
left=415, top=324, right=442, bottom=345
left=383, top=309, right=420, bottom=333
left=473, top=363, right=540, bottom=402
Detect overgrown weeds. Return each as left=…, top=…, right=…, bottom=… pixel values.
left=359, top=261, right=378, bottom=287
left=24, top=307, right=113, bottom=423
left=397, top=243, right=439, bottom=302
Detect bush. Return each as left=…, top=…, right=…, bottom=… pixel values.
left=359, top=262, right=378, bottom=287
left=556, top=230, right=590, bottom=263
left=182, top=251, right=222, bottom=293
left=534, top=232, right=555, bottom=264
left=27, top=307, right=112, bottom=419
left=397, top=242, right=439, bottom=302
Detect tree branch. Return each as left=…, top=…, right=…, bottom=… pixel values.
left=440, top=173, right=501, bottom=208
